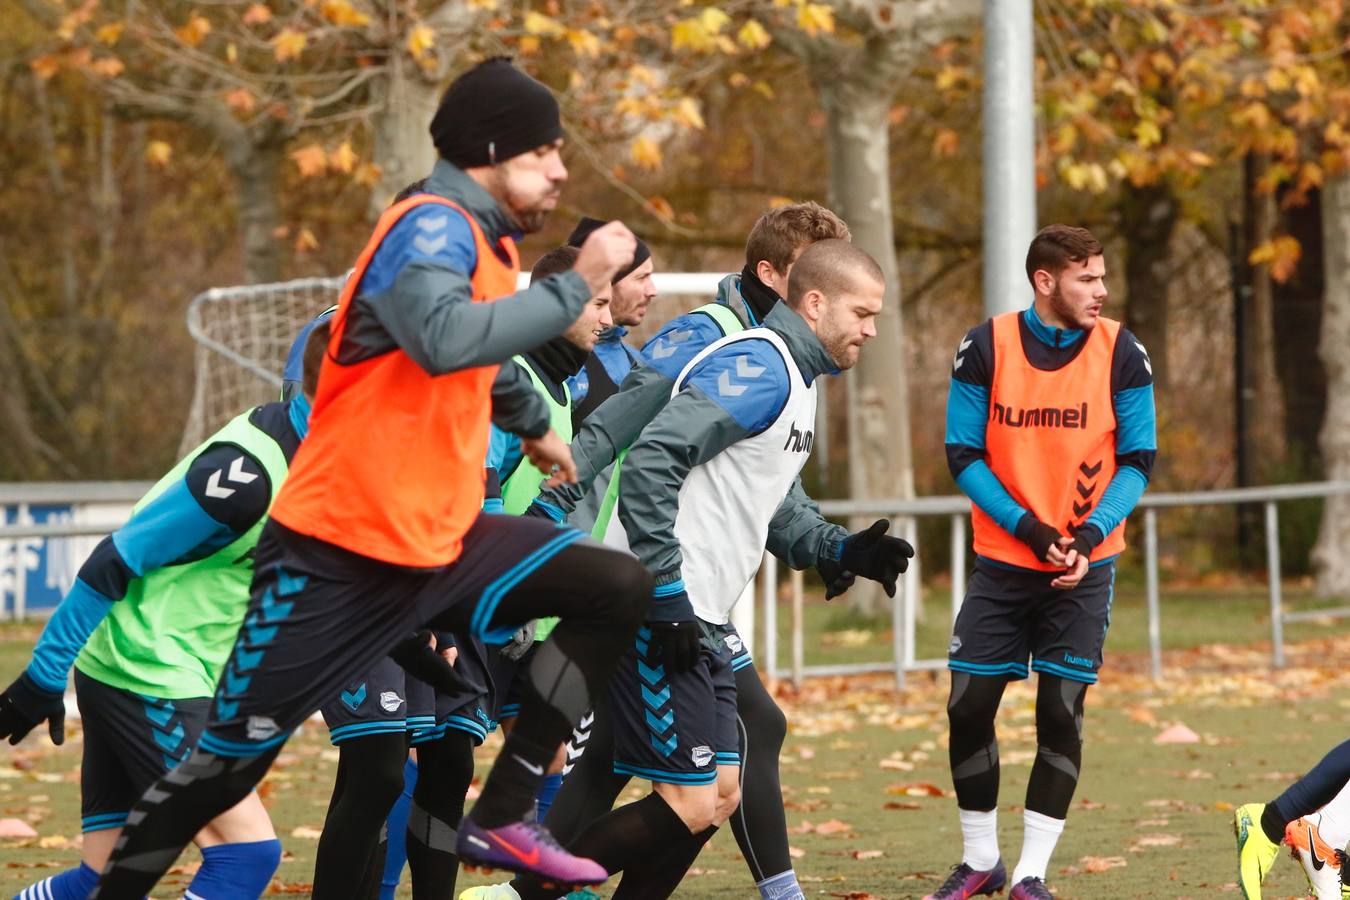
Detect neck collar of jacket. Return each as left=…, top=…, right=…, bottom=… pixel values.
left=289, top=394, right=311, bottom=442
left=425, top=159, right=520, bottom=244
left=738, top=265, right=782, bottom=324
left=713, top=273, right=757, bottom=327
left=598, top=325, right=628, bottom=344
left=527, top=335, right=589, bottom=387
left=1024, top=302, right=1083, bottom=349
left=765, top=302, right=839, bottom=385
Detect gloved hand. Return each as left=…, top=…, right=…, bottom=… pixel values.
left=500, top=620, right=537, bottom=661
left=1014, top=513, right=1065, bottom=563
left=0, top=671, right=66, bottom=745
left=837, top=519, right=915, bottom=598
left=647, top=585, right=701, bottom=673
left=390, top=630, right=476, bottom=696
left=1065, top=523, right=1103, bottom=562
left=816, top=557, right=856, bottom=601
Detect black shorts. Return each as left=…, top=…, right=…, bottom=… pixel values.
left=320, top=655, right=414, bottom=745
left=609, top=620, right=742, bottom=786
left=406, top=632, right=498, bottom=747
left=947, top=559, right=1116, bottom=685
left=75, top=670, right=210, bottom=832
left=198, top=514, right=590, bottom=758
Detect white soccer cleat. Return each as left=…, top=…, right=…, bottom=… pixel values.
left=1286, top=815, right=1349, bottom=900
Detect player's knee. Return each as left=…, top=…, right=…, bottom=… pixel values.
left=946, top=674, right=1002, bottom=738
left=593, top=553, right=654, bottom=628
left=746, top=693, right=787, bottom=752
left=1035, top=682, right=1085, bottom=752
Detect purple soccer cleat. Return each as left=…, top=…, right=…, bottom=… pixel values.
left=924, top=859, right=1008, bottom=900
left=457, top=817, right=608, bottom=887
left=1009, top=876, right=1054, bottom=899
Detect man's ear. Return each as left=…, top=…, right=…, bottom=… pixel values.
left=755, top=259, right=779, bottom=287
left=1033, top=269, right=1056, bottom=296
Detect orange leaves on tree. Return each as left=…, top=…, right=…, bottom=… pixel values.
left=57, top=0, right=96, bottom=40
left=406, top=25, right=435, bottom=63
left=931, top=128, right=959, bottom=158
left=566, top=29, right=601, bottom=59
left=1249, top=235, right=1302, bottom=283
left=273, top=28, right=307, bottom=63
left=289, top=143, right=327, bottom=177
left=672, top=8, right=732, bottom=54
left=30, top=55, right=62, bottom=80
left=176, top=14, right=213, bottom=48
left=242, top=4, right=273, bottom=26
left=630, top=135, right=662, bottom=171
left=328, top=141, right=357, bottom=174
left=88, top=56, right=124, bottom=78
left=796, top=2, right=835, bottom=38
left=673, top=97, right=705, bottom=130
left=321, top=0, right=370, bottom=28
left=524, top=11, right=565, bottom=38
left=353, top=162, right=382, bottom=187
left=645, top=196, right=675, bottom=220
left=294, top=227, right=319, bottom=253
left=145, top=141, right=173, bottom=167
left=225, top=88, right=257, bottom=115
left=95, top=23, right=124, bottom=45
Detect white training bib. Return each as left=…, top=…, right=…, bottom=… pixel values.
left=671, top=328, right=817, bottom=624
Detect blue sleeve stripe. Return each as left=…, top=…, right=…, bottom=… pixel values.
left=481, top=497, right=505, bottom=514
left=1113, top=384, right=1156, bottom=454
left=531, top=499, right=565, bottom=522
left=954, top=461, right=1028, bottom=534
left=28, top=579, right=116, bottom=693
left=111, top=479, right=234, bottom=577
left=1086, top=465, right=1148, bottom=537
left=653, top=579, right=686, bottom=597
left=945, top=379, right=989, bottom=449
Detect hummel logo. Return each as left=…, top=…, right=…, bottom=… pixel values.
left=649, top=328, right=693, bottom=360
left=1135, top=341, right=1153, bottom=376
left=205, top=457, right=258, bottom=499
left=413, top=234, right=447, bottom=255
left=513, top=755, right=544, bottom=776
left=416, top=214, right=448, bottom=233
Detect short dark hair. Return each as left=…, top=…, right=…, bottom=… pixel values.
left=302, top=320, right=331, bottom=398
left=1025, top=225, right=1103, bottom=284
left=530, top=246, right=581, bottom=285
left=745, top=202, right=850, bottom=274
left=785, top=239, right=884, bottom=308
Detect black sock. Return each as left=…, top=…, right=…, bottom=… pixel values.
left=612, top=825, right=716, bottom=899
left=355, top=831, right=388, bottom=900
left=312, top=732, right=408, bottom=900
left=516, top=793, right=691, bottom=900
left=407, top=730, right=475, bottom=899
left=1261, top=803, right=1287, bottom=845
left=471, top=726, right=560, bottom=828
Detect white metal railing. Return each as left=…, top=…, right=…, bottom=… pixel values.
left=5, top=481, right=1350, bottom=679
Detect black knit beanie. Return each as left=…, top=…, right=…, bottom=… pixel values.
left=567, top=216, right=651, bottom=283
left=430, top=57, right=563, bottom=168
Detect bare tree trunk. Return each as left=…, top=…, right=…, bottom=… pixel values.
left=1271, top=189, right=1327, bottom=470
left=223, top=137, right=286, bottom=284
left=367, top=54, right=441, bottom=221
left=820, top=82, right=916, bottom=617
left=1313, top=173, right=1350, bottom=597
left=1120, top=181, right=1178, bottom=391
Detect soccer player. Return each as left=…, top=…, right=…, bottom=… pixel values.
left=495, top=203, right=866, bottom=900
left=1235, top=740, right=1350, bottom=898
left=80, top=57, right=653, bottom=898
left=0, top=311, right=334, bottom=900
left=928, top=225, right=1156, bottom=900
left=497, top=240, right=912, bottom=900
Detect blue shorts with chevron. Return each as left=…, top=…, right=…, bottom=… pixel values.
left=73, top=669, right=211, bottom=832
left=609, top=620, right=740, bottom=785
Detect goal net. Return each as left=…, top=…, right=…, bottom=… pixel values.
left=179, top=277, right=344, bottom=453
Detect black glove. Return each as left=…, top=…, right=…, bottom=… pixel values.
left=389, top=630, right=477, bottom=696
left=647, top=586, right=701, bottom=673
left=816, top=557, right=856, bottom=601
left=837, top=519, right=915, bottom=598
left=0, top=671, right=66, bottom=745
left=1066, top=523, right=1103, bottom=562
left=1014, top=513, right=1065, bottom=563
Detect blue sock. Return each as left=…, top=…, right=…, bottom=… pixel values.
left=15, top=861, right=100, bottom=900
left=757, top=869, right=805, bottom=900
left=185, top=839, right=282, bottom=899
left=380, top=757, right=418, bottom=900
left=535, top=773, right=564, bottom=821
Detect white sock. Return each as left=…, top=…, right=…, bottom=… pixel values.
left=1012, top=810, right=1066, bottom=883
left=959, top=808, right=1000, bottom=870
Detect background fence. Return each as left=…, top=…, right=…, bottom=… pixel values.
left=7, top=480, right=1348, bottom=680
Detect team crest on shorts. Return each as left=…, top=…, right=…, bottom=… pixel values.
left=247, top=716, right=280, bottom=741
left=948, top=635, right=963, bottom=655
left=691, top=745, right=714, bottom=767
left=380, top=691, right=404, bottom=713
left=724, top=633, right=744, bottom=654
